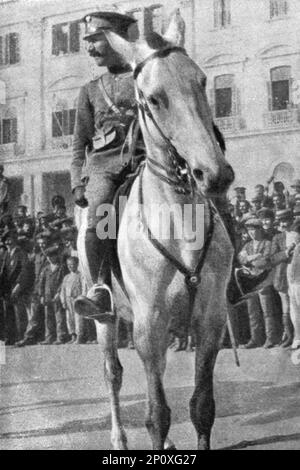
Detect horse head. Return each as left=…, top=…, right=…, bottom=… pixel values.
left=104, top=9, right=234, bottom=197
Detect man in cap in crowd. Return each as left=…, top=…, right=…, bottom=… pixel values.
left=2, top=229, right=33, bottom=345
left=0, top=164, right=9, bottom=214
left=71, top=10, right=142, bottom=322
left=238, top=218, right=279, bottom=349
left=289, top=179, right=300, bottom=208
left=231, top=187, right=247, bottom=218
left=257, top=207, right=278, bottom=241
left=250, top=196, right=263, bottom=216
left=39, top=245, right=69, bottom=345
left=254, top=184, right=273, bottom=208
left=270, top=208, right=296, bottom=347
left=15, top=234, right=50, bottom=347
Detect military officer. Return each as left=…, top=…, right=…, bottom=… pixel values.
left=71, top=11, right=140, bottom=320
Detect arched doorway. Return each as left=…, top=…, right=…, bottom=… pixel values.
left=273, top=162, right=295, bottom=187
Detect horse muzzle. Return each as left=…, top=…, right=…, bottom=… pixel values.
left=193, top=163, right=235, bottom=196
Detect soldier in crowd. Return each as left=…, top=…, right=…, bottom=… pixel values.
left=270, top=209, right=295, bottom=348
left=238, top=218, right=279, bottom=349
left=70, top=11, right=142, bottom=321
left=289, top=179, right=300, bottom=208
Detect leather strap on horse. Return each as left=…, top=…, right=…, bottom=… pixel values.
left=138, top=165, right=215, bottom=330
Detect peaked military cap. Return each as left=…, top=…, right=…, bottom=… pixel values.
left=82, top=11, right=137, bottom=40
left=234, top=187, right=246, bottom=194
left=275, top=208, right=293, bottom=221
left=257, top=207, right=274, bottom=220
left=245, top=218, right=262, bottom=228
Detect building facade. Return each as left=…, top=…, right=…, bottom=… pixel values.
left=0, top=0, right=300, bottom=214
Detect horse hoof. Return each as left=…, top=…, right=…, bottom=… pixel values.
left=164, top=438, right=176, bottom=450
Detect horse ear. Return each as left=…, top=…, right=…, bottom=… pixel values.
left=163, top=9, right=186, bottom=47
left=104, top=31, right=136, bottom=68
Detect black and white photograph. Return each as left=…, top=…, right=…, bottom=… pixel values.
left=0, top=0, right=300, bottom=451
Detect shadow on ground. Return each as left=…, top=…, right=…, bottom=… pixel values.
left=1, top=380, right=300, bottom=443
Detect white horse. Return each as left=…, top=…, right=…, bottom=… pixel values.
left=81, top=11, right=235, bottom=450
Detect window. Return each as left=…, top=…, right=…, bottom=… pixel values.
left=268, top=66, right=291, bottom=110
left=0, top=118, right=17, bottom=144
left=214, top=75, right=235, bottom=117
left=145, top=4, right=164, bottom=35
left=52, top=21, right=80, bottom=56
left=270, top=0, right=288, bottom=19
left=214, top=0, right=231, bottom=29
left=0, top=33, right=20, bottom=66
left=52, top=108, right=76, bottom=137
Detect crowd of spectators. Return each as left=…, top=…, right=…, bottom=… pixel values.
left=2, top=177, right=300, bottom=353
left=0, top=195, right=133, bottom=348
left=230, top=178, right=300, bottom=351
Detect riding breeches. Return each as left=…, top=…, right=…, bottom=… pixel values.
left=78, top=170, right=116, bottom=289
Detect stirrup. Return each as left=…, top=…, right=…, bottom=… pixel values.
left=74, top=284, right=116, bottom=323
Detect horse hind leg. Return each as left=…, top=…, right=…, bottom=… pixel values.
left=95, top=321, right=128, bottom=450
left=134, top=316, right=171, bottom=450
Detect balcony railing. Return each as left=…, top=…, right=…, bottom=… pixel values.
left=263, top=108, right=300, bottom=129
left=214, top=115, right=245, bottom=133
left=0, top=142, right=25, bottom=158
left=51, top=135, right=73, bottom=151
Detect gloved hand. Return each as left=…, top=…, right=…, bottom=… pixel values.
left=73, top=186, right=88, bottom=208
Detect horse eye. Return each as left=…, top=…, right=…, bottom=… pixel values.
left=148, top=95, right=160, bottom=107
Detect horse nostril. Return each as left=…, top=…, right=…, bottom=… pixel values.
left=193, top=169, right=204, bottom=181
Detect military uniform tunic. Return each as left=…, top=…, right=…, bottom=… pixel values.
left=71, top=71, right=137, bottom=229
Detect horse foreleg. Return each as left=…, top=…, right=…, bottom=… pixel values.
left=134, top=316, right=171, bottom=450
left=189, top=323, right=223, bottom=450
left=95, top=321, right=127, bottom=450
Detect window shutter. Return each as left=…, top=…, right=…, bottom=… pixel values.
left=232, top=86, right=241, bottom=116
left=9, top=33, right=20, bottom=65
left=5, top=34, right=9, bottom=65
left=70, top=21, right=80, bottom=53
left=11, top=118, right=17, bottom=143
left=69, top=109, right=76, bottom=135
left=0, top=120, right=2, bottom=144
left=267, top=81, right=273, bottom=111
left=52, top=25, right=59, bottom=56
left=209, top=88, right=216, bottom=117
left=0, top=36, right=3, bottom=66
left=3, top=119, right=10, bottom=143
left=52, top=111, right=63, bottom=137
left=288, top=77, right=293, bottom=105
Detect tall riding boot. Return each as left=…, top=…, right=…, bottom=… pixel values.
left=75, top=229, right=115, bottom=323
left=243, top=296, right=265, bottom=348
left=263, top=316, right=279, bottom=348
left=281, top=313, right=294, bottom=348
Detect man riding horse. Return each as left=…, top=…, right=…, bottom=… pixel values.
left=72, top=11, right=141, bottom=321
left=72, top=9, right=264, bottom=335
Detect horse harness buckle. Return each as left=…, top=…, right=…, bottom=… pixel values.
left=185, top=274, right=201, bottom=289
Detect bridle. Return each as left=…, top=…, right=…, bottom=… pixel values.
left=134, top=46, right=196, bottom=197
left=132, top=45, right=218, bottom=296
